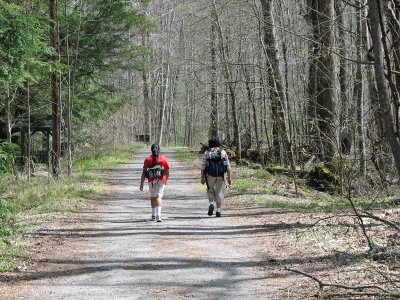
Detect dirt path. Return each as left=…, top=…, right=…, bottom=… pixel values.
left=0, top=148, right=304, bottom=299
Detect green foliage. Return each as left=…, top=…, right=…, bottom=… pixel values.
left=0, top=142, right=19, bottom=174
left=0, top=241, right=20, bottom=272
left=0, top=0, right=52, bottom=86
left=0, top=199, right=18, bottom=241
left=62, top=0, right=153, bottom=75
left=58, top=0, right=154, bottom=127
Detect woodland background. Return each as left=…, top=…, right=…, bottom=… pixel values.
left=1, top=1, right=400, bottom=298
left=2, top=0, right=400, bottom=188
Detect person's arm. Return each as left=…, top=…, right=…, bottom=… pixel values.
left=164, top=169, right=169, bottom=184
left=224, top=150, right=232, bottom=186
left=140, top=157, right=148, bottom=191
left=140, top=168, right=146, bottom=191
left=200, top=151, right=207, bottom=184
left=201, top=169, right=206, bottom=185
left=226, top=169, right=232, bottom=186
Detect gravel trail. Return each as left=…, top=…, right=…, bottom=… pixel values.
left=2, top=148, right=279, bottom=299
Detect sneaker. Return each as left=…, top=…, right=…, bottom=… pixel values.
left=216, top=211, right=221, bottom=217
left=208, top=204, right=214, bottom=216
left=151, top=215, right=156, bottom=221
left=156, top=216, right=162, bottom=222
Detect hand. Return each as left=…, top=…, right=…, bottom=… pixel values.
left=140, top=184, right=144, bottom=191
left=227, top=178, right=232, bottom=187
left=201, top=177, right=205, bottom=185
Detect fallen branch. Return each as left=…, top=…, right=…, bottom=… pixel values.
left=360, top=210, right=400, bottom=232
left=285, top=267, right=400, bottom=298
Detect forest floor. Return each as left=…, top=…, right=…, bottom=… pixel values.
left=0, top=147, right=398, bottom=299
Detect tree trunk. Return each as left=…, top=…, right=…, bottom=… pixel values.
left=305, top=0, right=319, bottom=150
left=242, top=63, right=260, bottom=147
left=210, top=1, right=218, bottom=138
left=5, top=85, right=11, bottom=143
left=355, top=4, right=366, bottom=176
left=212, top=0, right=241, bottom=160
left=368, top=0, right=400, bottom=176
left=336, top=0, right=351, bottom=155
left=315, top=0, right=337, bottom=162
left=65, top=2, right=72, bottom=177
left=50, top=0, right=61, bottom=178
left=259, top=0, right=290, bottom=165
left=27, top=81, right=31, bottom=183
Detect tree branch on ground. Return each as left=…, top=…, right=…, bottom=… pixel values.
left=285, top=267, right=400, bottom=299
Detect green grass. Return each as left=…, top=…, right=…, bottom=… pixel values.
left=0, top=242, right=20, bottom=272
left=226, top=154, right=400, bottom=213
left=0, top=144, right=144, bottom=272
left=74, top=144, right=142, bottom=170
left=174, top=147, right=201, bottom=167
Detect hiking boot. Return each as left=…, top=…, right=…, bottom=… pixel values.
left=216, top=211, right=221, bottom=217
left=151, top=215, right=156, bottom=221
left=156, top=216, right=162, bottom=222
left=208, top=204, right=214, bottom=216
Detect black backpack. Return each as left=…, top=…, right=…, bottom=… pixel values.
left=145, top=156, right=163, bottom=179
left=205, top=148, right=227, bottom=177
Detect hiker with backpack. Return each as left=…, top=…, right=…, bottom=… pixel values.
left=140, top=144, right=170, bottom=222
left=200, top=137, right=232, bottom=217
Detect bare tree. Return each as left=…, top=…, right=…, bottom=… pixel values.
left=212, top=0, right=241, bottom=160
left=209, top=0, right=218, bottom=138
left=259, top=0, right=290, bottom=164
left=315, top=0, right=337, bottom=162
left=368, top=0, right=400, bottom=176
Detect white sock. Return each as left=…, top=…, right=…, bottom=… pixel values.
left=209, top=202, right=214, bottom=206
left=216, top=208, right=221, bottom=212
left=157, top=206, right=162, bottom=217
left=152, top=207, right=156, bottom=216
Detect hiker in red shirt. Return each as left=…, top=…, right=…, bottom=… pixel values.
left=140, top=144, right=170, bottom=222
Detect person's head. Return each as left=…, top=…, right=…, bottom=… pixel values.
left=208, top=136, right=221, bottom=148
left=151, top=143, right=160, bottom=158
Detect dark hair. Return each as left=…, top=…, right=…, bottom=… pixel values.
left=151, top=144, right=160, bottom=151
left=151, top=143, right=160, bottom=158
left=208, top=136, right=221, bottom=148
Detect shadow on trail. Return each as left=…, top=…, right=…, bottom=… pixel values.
left=0, top=253, right=365, bottom=284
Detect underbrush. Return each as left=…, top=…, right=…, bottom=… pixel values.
left=0, top=144, right=143, bottom=272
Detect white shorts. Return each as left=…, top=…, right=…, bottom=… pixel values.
left=148, top=180, right=166, bottom=198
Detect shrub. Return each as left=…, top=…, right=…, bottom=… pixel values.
left=0, top=199, right=18, bottom=241
left=0, top=142, right=20, bottom=174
